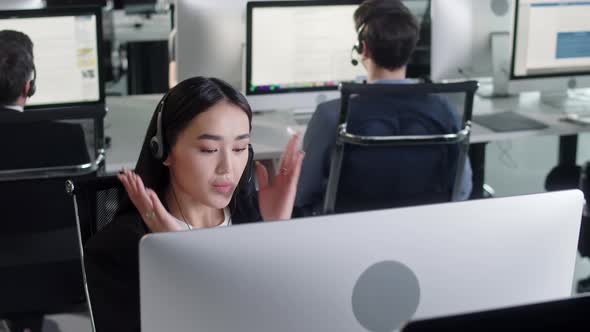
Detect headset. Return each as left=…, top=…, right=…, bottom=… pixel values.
left=24, top=43, right=36, bottom=97
left=27, top=65, right=36, bottom=97
left=150, top=89, right=254, bottom=184
left=350, top=22, right=367, bottom=66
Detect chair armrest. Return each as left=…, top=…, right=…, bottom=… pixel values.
left=0, top=150, right=105, bottom=181
left=337, top=122, right=472, bottom=147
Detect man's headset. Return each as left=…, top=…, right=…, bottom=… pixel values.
left=25, top=42, right=36, bottom=97
left=350, top=22, right=367, bottom=66
left=149, top=90, right=254, bottom=184
left=27, top=65, right=36, bottom=97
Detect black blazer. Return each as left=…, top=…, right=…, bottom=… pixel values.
left=0, top=106, right=90, bottom=170
left=84, top=189, right=262, bottom=332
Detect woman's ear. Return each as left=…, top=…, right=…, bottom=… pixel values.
left=163, top=155, right=171, bottom=167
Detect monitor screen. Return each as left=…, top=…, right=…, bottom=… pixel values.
left=246, top=0, right=431, bottom=96
left=246, top=1, right=366, bottom=96
left=0, top=8, right=103, bottom=108
left=511, top=0, right=590, bottom=79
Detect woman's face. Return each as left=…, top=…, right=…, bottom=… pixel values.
left=164, top=100, right=251, bottom=209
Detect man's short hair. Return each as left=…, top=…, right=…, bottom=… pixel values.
left=0, top=30, right=34, bottom=105
left=353, top=0, right=419, bottom=71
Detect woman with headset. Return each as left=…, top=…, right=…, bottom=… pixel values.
left=84, top=77, right=304, bottom=332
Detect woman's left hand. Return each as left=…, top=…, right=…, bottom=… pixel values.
left=256, top=133, right=305, bottom=221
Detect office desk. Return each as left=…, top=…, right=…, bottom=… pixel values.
left=104, top=91, right=590, bottom=196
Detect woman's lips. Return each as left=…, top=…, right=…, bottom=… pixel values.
left=212, top=182, right=233, bottom=194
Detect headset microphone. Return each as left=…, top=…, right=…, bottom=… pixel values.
left=350, top=23, right=366, bottom=67
left=350, top=46, right=359, bottom=66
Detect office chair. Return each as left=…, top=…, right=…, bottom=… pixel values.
left=0, top=164, right=104, bottom=332
left=574, top=162, right=590, bottom=294
left=323, top=81, right=478, bottom=214
left=65, top=175, right=124, bottom=332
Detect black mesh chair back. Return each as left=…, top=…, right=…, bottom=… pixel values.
left=65, top=175, right=124, bottom=332
left=324, top=81, right=478, bottom=214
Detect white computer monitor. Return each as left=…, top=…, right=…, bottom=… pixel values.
left=0, top=7, right=104, bottom=109
left=245, top=0, right=431, bottom=112
left=245, top=0, right=365, bottom=111
left=140, top=190, right=583, bottom=332
left=430, top=0, right=514, bottom=82
left=509, top=0, right=590, bottom=102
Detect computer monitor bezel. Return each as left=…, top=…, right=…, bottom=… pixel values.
left=509, top=0, right=590, bottom=81
left=0, top=6, right=105, bottom=110
left=245, top=0, right=363, bottom=97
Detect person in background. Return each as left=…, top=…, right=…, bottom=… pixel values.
left=295, top=0, right=472, bottom=215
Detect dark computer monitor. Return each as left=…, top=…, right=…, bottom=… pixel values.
left=245, top=0, right=431, bottom=111
left=0, top=7, right=105, bottom=109
left=403, top=294, right=590, bottom=331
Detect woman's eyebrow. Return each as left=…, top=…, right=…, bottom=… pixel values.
left=235, top=133, right=250, bottom=140
left=197, top=134, right=222, bottom=141
left=197, top=133, right=251, bottom=141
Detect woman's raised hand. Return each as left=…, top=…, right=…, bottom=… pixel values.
left=255, top=133, right=305, bottom=221
left=117, top=169, right=183, bottom=233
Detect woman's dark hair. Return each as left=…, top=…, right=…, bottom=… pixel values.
left=119, top=76, right=253, bottom=214
left=0, top=30, right=34, bottom=105
left=353, top=0, right=420, bottom=71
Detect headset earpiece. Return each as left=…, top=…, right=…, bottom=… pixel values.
left=246, top=144, right=254, bottom=183
left=234, top=144, right=255, bottom=200
left=27, top=65, right=36, bottom=97
left=150, top=94, right=169, bottom=160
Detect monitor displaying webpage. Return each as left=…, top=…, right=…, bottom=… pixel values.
left=249, top=4, right=367, bottom=93
left=0, top=14, right=101, bottom=106
left=513, top=0, right=590, bottom=77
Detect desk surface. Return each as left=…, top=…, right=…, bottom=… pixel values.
left=104, top=90, right=590, bottom=173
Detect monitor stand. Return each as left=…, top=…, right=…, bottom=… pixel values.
left=476, top=32, right=514, bottom=99
left=490, top=32, right=512, bottom=97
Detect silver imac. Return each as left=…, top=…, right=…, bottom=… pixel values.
left=140, top=190, right=583, bottom=332
left=509, top=0, right=590, bottom=108
left=175, top=0, right=250, bottom=90
left=430, top=0, right=514, bottom=82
